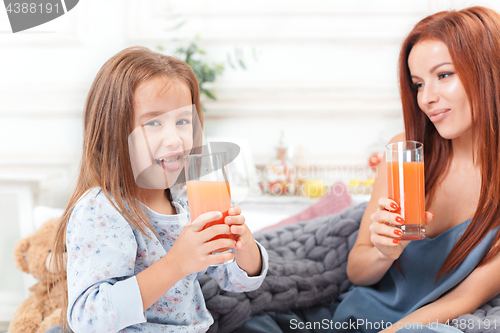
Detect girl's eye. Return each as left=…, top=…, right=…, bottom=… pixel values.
left=411, top=82, right=423, bottom=90
left=438, top=72, right=454, bottom=79
left=177, top=119, right=190, bottom=126
left=144, top=120, right=161, bottom=126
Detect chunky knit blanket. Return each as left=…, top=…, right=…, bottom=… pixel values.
left=199, top=201, right=500, bottom=333
left=457, top=301, right=500, bottom=333
left=200, top=202, right=366, bottom=333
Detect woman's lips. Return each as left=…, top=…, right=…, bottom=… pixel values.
left=428, top=109, right=451, bottom=123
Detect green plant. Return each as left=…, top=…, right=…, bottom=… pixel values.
left=179, top=41, right=224, bottom=101
left=157, top=39, right=246, bottom=109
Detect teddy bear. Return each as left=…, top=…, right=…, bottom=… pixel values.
left=8, top=218, right=68, bottom=333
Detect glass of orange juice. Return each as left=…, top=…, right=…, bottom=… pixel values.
left=386, top=141, right=425, bottom=240
left=184, top=152, right=235, bottom=265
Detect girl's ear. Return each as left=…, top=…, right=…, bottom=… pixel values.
left=14, top=237, right=31, bottom=273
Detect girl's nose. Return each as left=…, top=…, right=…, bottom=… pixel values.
left=161, top=129, right=183, bottom=150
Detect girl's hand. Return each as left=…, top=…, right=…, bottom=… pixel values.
left=369, top=198, right=433, bottom=261
left=225, top=206, right=253, bottom=250
left=169, top=211, right=236, bottom=277
left=225, top=206, right=263, bottom=276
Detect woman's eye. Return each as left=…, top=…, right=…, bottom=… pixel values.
left=411, top=82, right=423, bottom=90
left=177, top=119, right=190, bottom=126
left=438, top=72, right=454, bottom=79
left=144, top=120, right=160, bottom=126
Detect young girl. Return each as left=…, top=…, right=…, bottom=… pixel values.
left=238, top=6, right=500, bottom=333
left=53, top=46, right=269, bottom=332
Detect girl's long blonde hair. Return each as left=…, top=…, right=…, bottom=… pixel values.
left=52, top=46, right=203, bottom=327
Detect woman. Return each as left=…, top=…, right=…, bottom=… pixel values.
left=334, top=6, right=500, bottom=333
left=238, top=6, right=500, bottom=333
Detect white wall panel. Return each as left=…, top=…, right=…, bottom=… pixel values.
left=2, top=0, right=499, bottom=202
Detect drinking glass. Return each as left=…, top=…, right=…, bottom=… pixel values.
left=184, top=152, right=235, bottom=265
left=386, top=141, right=425, bottom=240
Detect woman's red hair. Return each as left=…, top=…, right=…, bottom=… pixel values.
left=398, top=6, right=500, bottom=280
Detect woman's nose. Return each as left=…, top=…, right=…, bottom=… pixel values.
left=420, top=83, right=439, bottom=105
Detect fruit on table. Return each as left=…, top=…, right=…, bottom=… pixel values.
left=364, top=178, right=375, bottom=186
left=369, top=152, right=383, bottom=168
left=348, top=179, right=363, bottom=186
left=348, top=178, right=374, bottom=195
left=304, top=180, right=325, bottom=198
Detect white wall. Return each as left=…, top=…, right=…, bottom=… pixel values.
left=3, top=0, right=500, bottom=206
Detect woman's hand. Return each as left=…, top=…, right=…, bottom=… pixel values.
left=225, top=206, right=263, bottom=276
left=369, top=198, right=433, bottom=261
left=169, top=211, right=236, bottom=277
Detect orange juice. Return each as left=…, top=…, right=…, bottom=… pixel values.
left=387, top=161, right=425, bottom=240
left=186, top=180, right=235, bottom=251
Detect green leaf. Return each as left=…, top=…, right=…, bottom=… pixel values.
left=215, top=63, right=224, bottom=73
left=227, top=54, right=236, bottom=70
left=203, top=89, right=217, bottom=100
left=157, top=37, right=236, bottom=111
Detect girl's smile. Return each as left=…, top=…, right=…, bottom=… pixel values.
left=130, top=77, right=195, bottom=189
left=155, top=153, right=183, bottom=172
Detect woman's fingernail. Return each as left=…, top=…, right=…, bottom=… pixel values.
left=390, top=202, right=398, bottom=210
left=393, top=239, right=400, bottom=244
left=430, top=211, right=434, bottom=218
left=395, top=216, right=405, bottom=224
left=229, top=209, right=234, bottom=215
left=226, top=217, right=232, bottom=223
left=394, top=229, right=402, bottom=237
